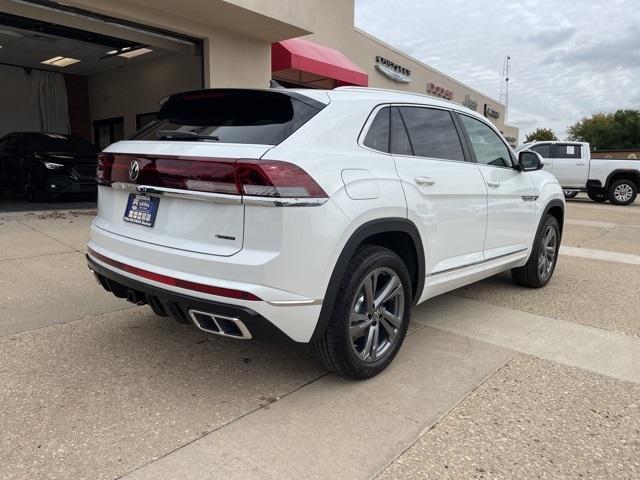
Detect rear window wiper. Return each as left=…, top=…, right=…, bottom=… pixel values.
left=157, top=130, right=220, bottom=141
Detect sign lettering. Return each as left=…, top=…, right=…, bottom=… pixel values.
left=426, top=82, right=454, bottom=100
left=484, top=104, right=500, bottom=119
left=375, top=56, right=412, bottom=83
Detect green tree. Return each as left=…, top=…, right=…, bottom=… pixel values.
left=567, top=109, right=640, bottom=149
left=525, top=128, right=558, bottom=143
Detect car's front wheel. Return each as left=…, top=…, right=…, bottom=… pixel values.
left=312, top=245, right=412, bottom=380
left=511, top=214, right=560, bottom=288
left=563, top=190, right=578, bottom=199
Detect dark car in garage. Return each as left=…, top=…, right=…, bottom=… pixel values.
left=0, top=132, right=99, bottom=201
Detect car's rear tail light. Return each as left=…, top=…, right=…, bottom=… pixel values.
left=96, top=152, right=114, bottom=185
left=236, top=160, right=327, bottom=198
left=100, top=154, right=327, bottom=199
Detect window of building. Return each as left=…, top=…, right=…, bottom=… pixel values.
left=459, top=115, right=512, bottom=167
left=397, top=107, right=464, bottom=161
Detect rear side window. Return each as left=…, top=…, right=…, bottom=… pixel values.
left=362, top=106, right=413, bottom=156
left=459, top=115, right=512, bottom=168
left=554, top=144, right=582, bottom=159
left=397, top=107, right=465, bottom=161
left=134, top=90, right=324, bottom=145
left=363, top=107, right=390, bottom=153
left=530, top=144, right=552, bottom=158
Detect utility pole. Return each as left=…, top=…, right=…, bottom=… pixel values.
left=499, top=55, right=511, bottom=125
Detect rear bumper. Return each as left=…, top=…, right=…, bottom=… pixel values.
left=88, top=255, right=293, bottom=342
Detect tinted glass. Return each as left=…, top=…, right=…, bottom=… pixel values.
left=22, top=133, right=98, bottom=154
left=460, top=115, right=512, bottom=167
left=363, top=107, right=390, bottom=153
left=135, top=90, right=323, bottom=145
left=397, top=107, right=464, bottom=161
left=530, top=144, right=552, bottom=158
left=390, top=107, right=412, bottom=156
left=555, top=144, right=582, bottom=159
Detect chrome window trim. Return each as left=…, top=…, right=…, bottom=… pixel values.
left=357, top=103, right=475, bottom=166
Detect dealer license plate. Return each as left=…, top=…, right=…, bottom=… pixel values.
left=123, top=193, right=160, bottom=228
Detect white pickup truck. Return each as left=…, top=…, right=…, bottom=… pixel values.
left=516, top=141, right=640, bottom=205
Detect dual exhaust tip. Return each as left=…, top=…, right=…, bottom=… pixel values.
left=188, top=309, right=252, bottom=340
left=90, top=269, right=253, bottom=340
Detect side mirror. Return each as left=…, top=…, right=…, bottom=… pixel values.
left=518, top=150, right=544, bottom=172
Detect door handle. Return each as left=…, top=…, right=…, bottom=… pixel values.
left=415, top=176, right=436, bottom=186
left=486, top=180, right=501, bottom=188
left=576, top=162, right=586, bottom=166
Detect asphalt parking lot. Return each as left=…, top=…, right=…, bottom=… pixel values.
left=1, top=194, right=639, bottom=480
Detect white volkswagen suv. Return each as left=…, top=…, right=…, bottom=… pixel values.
left=87, top=87, right=564, bottom=379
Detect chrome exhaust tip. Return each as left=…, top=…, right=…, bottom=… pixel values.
left=188, top=310, right=252, bottom=340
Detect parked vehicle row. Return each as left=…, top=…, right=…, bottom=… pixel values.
left=516, top=141, right=639, bottom=205
left=0, top=132, right=98, bottom=201
left=86, top=87, right=564, bottom=379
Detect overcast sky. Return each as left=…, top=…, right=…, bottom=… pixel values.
left=355, top=0, right=640, bottom=142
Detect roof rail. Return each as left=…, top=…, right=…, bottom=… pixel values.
left=335, top=85, right=459, bottom=106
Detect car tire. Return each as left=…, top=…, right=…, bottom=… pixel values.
left=587, top=190, right=607, bottom=203
left=511, top=214, right=560, bottom=288
left=311, top=245, right=412, bottom=380
left=563, top=190, right=578, bottom=199
left=608, top=179, right=637, bottom=206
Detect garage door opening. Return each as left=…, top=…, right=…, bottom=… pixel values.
left=0, top=6, right=203, bottom=209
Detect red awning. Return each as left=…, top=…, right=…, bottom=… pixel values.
left=272, top=38, right=368, bottom=87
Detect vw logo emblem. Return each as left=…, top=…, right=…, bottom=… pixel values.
left=129, top=160, right=140, bottom=182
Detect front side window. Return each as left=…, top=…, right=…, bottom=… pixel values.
left=397, top=107, right=465, bottom=161
left=530, top=143, right=552, bottom=158
left=459, top=115, right=512, bottom=167
left=554, top=144, right=582, bottom=159
left=363, top=107, right=390, bottom=153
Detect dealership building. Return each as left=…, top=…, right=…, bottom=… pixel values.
left=0, top=0, right=519, bottom=149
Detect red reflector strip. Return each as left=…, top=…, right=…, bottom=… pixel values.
left=88, top=248, right=261, bottom=301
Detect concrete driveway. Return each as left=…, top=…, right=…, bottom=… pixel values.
left=1, top=195, right=639, bottom=480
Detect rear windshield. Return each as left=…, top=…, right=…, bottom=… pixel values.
left=24, top=133, right=98, bottom=154
left=133, top=90, right=325, bottom=145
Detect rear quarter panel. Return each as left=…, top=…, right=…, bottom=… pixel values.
left=263, top=97, right=408, bottom=300
left=588, top=158, right=640, bottom=185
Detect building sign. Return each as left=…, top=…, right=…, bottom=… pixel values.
left=484, top=104, right=500, bottom=119
left=375, top=56, right=412, bottom=83
left=426, top=82, right=454, bottom=100
left=462, top=94, right=478, bottom=111
left=503, top=135, right=517, bottom=147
